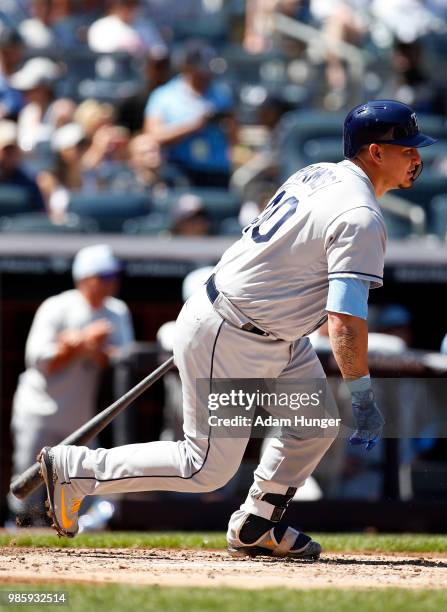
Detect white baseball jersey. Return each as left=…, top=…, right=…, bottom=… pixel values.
left=214, top=160, right=387, bottom=341
left=12, top=289, right=134, bottom=429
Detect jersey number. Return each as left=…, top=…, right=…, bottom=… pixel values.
left=245, top=190, right=299, bottom=243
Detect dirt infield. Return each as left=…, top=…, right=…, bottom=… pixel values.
left=1, top=547, right=447, bottom=590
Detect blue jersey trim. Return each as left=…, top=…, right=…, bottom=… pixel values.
left=328, top=270, right=383, bottom=281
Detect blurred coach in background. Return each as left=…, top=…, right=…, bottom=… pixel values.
left=8, top=244, right=134, bottom=525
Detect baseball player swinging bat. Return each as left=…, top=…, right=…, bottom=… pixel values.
left=10, top=355, right=175, bottom=500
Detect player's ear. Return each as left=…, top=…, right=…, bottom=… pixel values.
left=369, top=143, right=382, bottom=163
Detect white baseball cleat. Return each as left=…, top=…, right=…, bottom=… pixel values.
left=228, top=524, right=321, bottom=561
left=38, top=447, right=83, bottom=538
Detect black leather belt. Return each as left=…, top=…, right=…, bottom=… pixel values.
left=206, top=275, right=268, bottom=336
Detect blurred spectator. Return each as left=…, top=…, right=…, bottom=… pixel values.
left=48, top=0, right=99, bottom=48
left=244, top=0, right=311, bottom=53
left=87, top=0, right=167, bottom=55
left=131, top=132, right=189, bottom=188
left=10, top=57, right=62, bottom=152
left=85, top=0, right=107, bottom=13
left=144, top=39, right=236, bottom=187
left=0, top=24, right=24, bottom=120
left=146, top=44, right=171, bottom=91
left=0, top=120, right=45, bottom=210
left=74, top=99, right=115, bottom=140
left=37, top=122, right=91, bottom=221
left=15, top=0, right=92, bottom=49
left=118, top=48, right=171, bottom=132
left=81, top=123, right=130, bottom=173
left=107, top=133, right=189, bottom=193
left=378, top=39, right=446, bottom=115
left=38, top=118, right=135, bottom=219
left=371, top=0, right=447, bottom=44
left=0, top=2, right=28, bottom=26
left=310, top=0, right=370, bottom=109
left=18, top=0, right=56, bottom=49
left=258, top=92, right=293, bottom=132
left=46, top=97, right=77, bottom=130
left=169, top=193, right=209, bottom=236
left=244, top=0, right=278, bottom=53
left=82, top=123, right=132, bottom=191
left=231, top=93, right=291, bottom=199
left=280, top=0, right=312, bottom=21
left=7, top=243, right=134, bottom=526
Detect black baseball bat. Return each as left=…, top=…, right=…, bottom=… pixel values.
left=10, top=355, right=175, bottom=500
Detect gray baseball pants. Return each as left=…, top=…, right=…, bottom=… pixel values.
left=51, top=287, right=337, bottom=534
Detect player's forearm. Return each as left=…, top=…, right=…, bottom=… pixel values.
left=47, top=344, right=110, bottom=373
left=85, top=347, right=110, bottom=369
left=46, top=342, right=85, bottom=374
left=144, top=117, right=205, bottom=146
left=327, top=312, right=369, bottom=379
left=81, top=146, right=104, bottom=170
left=47, top=326, right=110, bottom=373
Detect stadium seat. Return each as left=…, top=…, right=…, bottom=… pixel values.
left=122, top=212, right=169, bottom=235
left=300, top=138, right=343, bottom=166
left=221, top=44, right=288, bottom=86
left=276, top=110, right=345, bottom=179
left=381, top=210, right=415, bottom=239
left=423, top=31, right=447, bottom=76
left=0, top=212, right=98, bottom=233
left=68, top=192, right=152, bottom=232
left=172, top=13, right=229, bottom=46
left=0, top=185, right=36, bottom=215
left=53, top=49, right=142, bottom=102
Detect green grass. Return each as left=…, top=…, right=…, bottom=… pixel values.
left=316, top=533, right=447, bottom=554
left=1, top=584, right=446, bottom=612
left=0, top=531, right=225, bottom=550
left=1, top=531, right=447, bottom=554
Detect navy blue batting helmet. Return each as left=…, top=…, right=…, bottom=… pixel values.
left=343, top=100, right=436, bottom=159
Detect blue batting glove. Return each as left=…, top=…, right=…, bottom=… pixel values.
left=346, top=377, right=385, bottom=451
